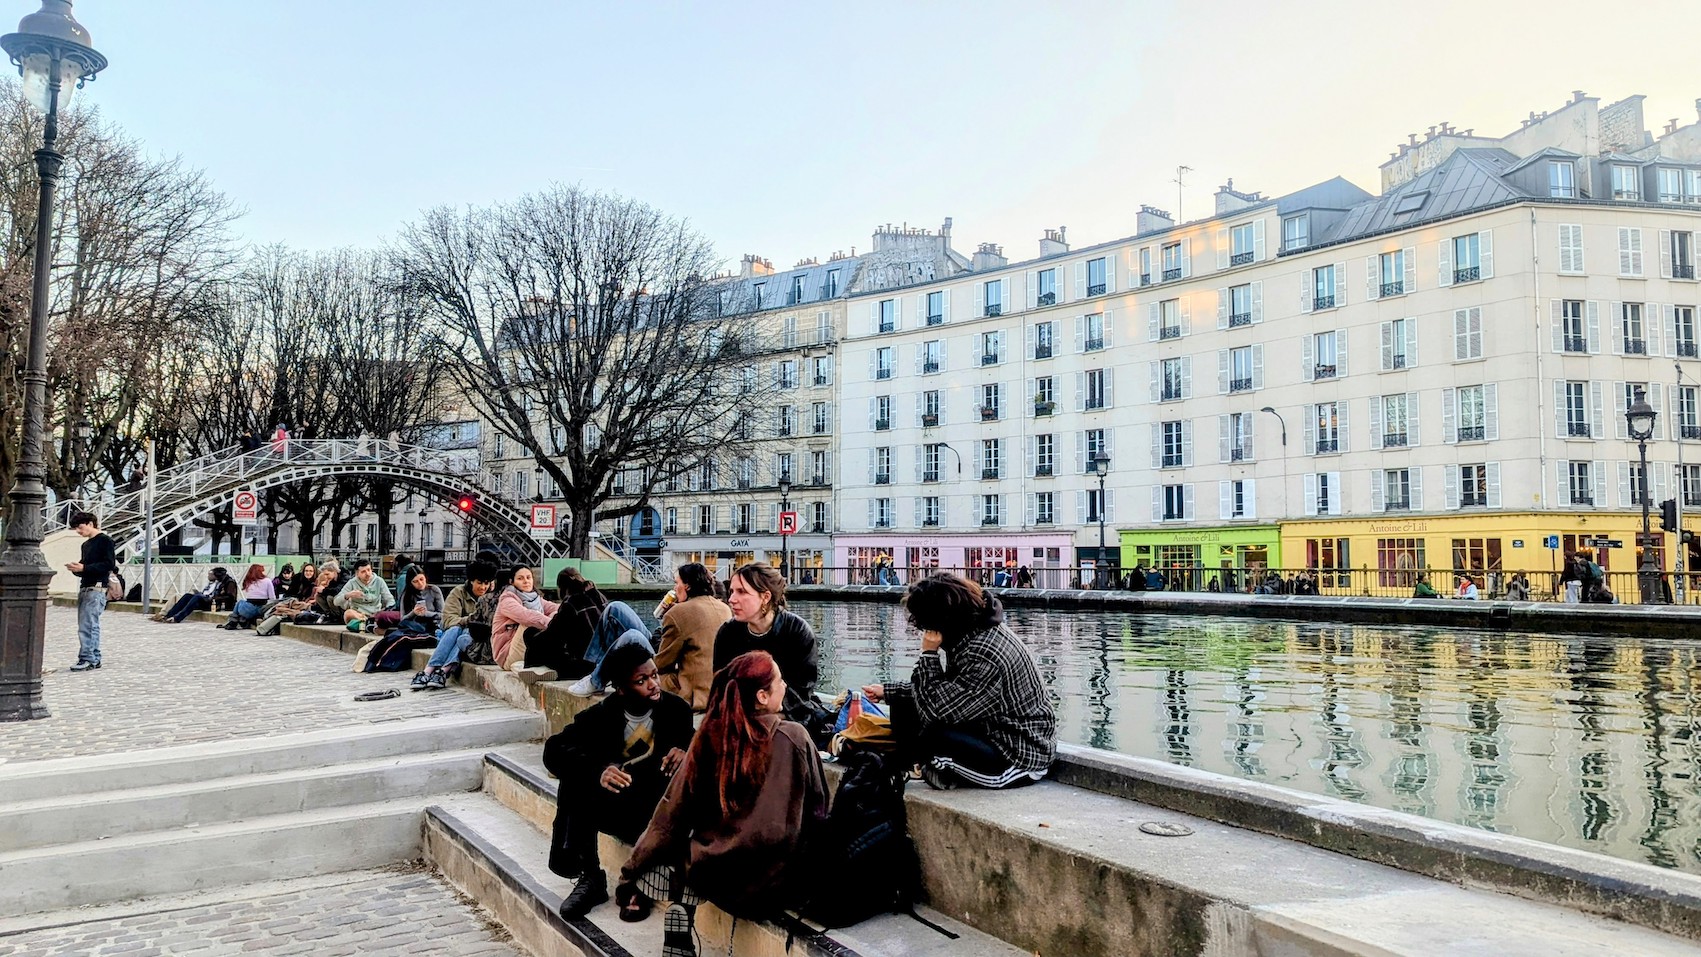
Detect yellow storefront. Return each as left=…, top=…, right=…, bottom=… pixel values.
left=1278, top=512, right=1674, bottom=597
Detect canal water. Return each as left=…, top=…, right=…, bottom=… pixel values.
left=785, top=600, right=1701, bottom=874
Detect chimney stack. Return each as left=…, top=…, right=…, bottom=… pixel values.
left=1039, top=227, right=1070, bottom=257
left=971, top=243, right=1007, bottom=272
left=1136, top=205, right=1174, bottom=235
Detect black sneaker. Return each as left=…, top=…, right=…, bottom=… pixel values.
left=920, top=762, right=960, bottom=791
left=426, top=671, right=448, bottom=691
left=661, top=902, right=697, bottom=957
left=410, top=670, right=432, bottom=689
left=69, top=660, right=100, bottom=672
left=559, top=873, right=608, bottom=919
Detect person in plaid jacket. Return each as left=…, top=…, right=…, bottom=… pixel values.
left=863, top=573, right=1056, bottom=789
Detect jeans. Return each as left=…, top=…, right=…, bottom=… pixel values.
left=164, top=592, right=208, bottom=622
left=77, top=587, right=108, bottom=664
left=584, top=602, right=651, bottom=687
left=427, top=625, right=473, bottom=669
left=231, top=599, right=266, bottom=623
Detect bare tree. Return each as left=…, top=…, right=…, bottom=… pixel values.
left=394, top=185, right=769, bottom=557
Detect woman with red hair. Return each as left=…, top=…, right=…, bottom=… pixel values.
left=617, top=650, right=828, bottom=947
left=221, top=563, right=276, bottom=629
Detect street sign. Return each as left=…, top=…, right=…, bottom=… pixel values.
left=529, top=503, right=557, bottom=540
left=779, top=510, right=798, bottom=536
left=1512, top=539, right=1524, bottom=548
left=1582, top=538, right=1623, bottom=548
left=233, top=489, right=258, bottom=526
left=1544, top=535, right=1560, bottom=549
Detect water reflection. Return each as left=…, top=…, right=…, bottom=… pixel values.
left=789, top=600, right=1701, bottom=874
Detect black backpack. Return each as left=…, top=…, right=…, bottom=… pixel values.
left=800, top=748, right=920, bottom=928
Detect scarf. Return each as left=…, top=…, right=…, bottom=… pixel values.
left=508, top=585, right=542, bottom=613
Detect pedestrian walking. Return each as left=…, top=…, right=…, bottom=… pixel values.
left=65, top=511, right=116, bottom=671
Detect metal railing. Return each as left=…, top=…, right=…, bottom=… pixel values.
left=1229, top=312, right=1252, bottom=327
left=1380, top=281, right=1405, bottom=297
left=1454, top=266, right=1482, bottom=284
left=1230, top=252, right=1254, bottom=267
left=1313, top=294, right=1336, bottom=309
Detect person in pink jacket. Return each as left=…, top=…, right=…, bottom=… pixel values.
left=492, top=565, right=558, bottom=667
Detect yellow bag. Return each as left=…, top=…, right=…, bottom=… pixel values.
left=831, top=713, right=896, bottom=755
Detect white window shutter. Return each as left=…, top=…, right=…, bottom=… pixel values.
left=1180, top=299, right=1191, bottom=336
left=1074, top=372, right=1085, bottom=412
left=1550, top=300, right=1564, bottom=353
left=1442, top=387, right=1457, bottom=444
left=1219, top=415, right=1232, bottom=463
left=1660, top=230, right=1674, bottom=279
left=1303, top=410, right=1317, bottom=456
left=1025, top=323, right=1036, bottom=359
left=1252, top=345, right=1265, bottom=389
left=1382, top=321, right=1396, bottom=369
left=893, top=297, right=903, bottom=330
left=1302, top=335, right=1315, bottom=382
left=1618, top=461, right=1633, bottom=508
left=1147, top=303, right=1160, bottom=342
left=1105, top=490, right=1116, bottom=522
left=1105, top=428, right=1116, bottom=464
left=1334, top=262, right=1347, bottom=305
left=1103, top=308, right=1115, bottom=348
left=1251, top=281, right=1264, bottom=323
left=1148, top=362, right=1160, bottom=402
left=1410, top=468, right=1424, bottom=510
left=1556, top=461, right=1569, bottom=505
left=1590, top=381, right=1605, bottom=439
left=1220, top=481, right=1233, bottom=519
left=1403, top=246, right=1416, bottom=291
left=1217, top=227, right=1230, bottom=270
left=1074, top=261, right=1086, bottom=299
left=973, top=281, right=984, bottom=316
left=1337, top=403, right=1350, bottom=453
left=1656, top=461, right=1670, bottom=505
left=1148, top=424, right=1161, bottom=469
left=1586, top=301, right=1601, bottom=353
left=1592, top=460, right=1607, bottom=507
left=1150, top=487, right=1161, bottom=522
left=1479, top=230, right=1494, bottom=279
left=1026, top=270, right=1038, bottom=309
left=1300, top=270, right=1314, bottom=313
left=1243, top=480, right=1257, bottom=518
left=1183, top=484, right=1194, bottom=520
left=1368, top=396, right=1384, bottom=448
left=1254, top=220, right=1266, bottom=261
left=1181, top=239, right=1192, bottom=278
left=1438, top=239, right=1453, bottom=287
left=1181, top=356, right=1193, bottom=398
left=868, top=301, right=879, bottom=335
left=1666, top=305, right=1679, bottom=361
left=1074, top=315, right=1084, bottom=352
left=1614, top=383, right=1630, bottom=440
left=1630, top=228, right=1644, bottom=277
left=1303, top=473, right=1318, bottom=516
left=941, top=289, right=951, bottom=322
left=1444, top=467, right=1460, bottom=509
left=1104, top=370, right=1114, bottom=408
left=1218, top=350, right=1230, bottom=394
left=1217, top=288, right=1230, bottom=330
left=1405, top=320, right=1419, bottom=365
left=1337, top=329, right=1349, bottom=377
left=1484, top=384, right=1499, bottom=441
left=1610, top=304, right=1625, bottom=356
left=1181, top=420, right=1194, bottom=467
left=1366, top=256, right=1380, bottom=301
left=1371, top=471, right=1386, bottom=512
left=1106, top=253, right=1118, bottom=294
left=1407, top=392, right=1422, bottom=445
left=1652, top=382, right=1666, bottom=440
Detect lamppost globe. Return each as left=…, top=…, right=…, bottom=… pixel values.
left=1627, top=391, right=1657, bottom=441
left=777, top=477, right=792, bottom=498
left=1, top=0, right=106, bottom=113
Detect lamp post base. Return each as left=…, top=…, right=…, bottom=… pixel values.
left=0, top=561, right=54, bottom=722
left=1640, top=563, right=1667, bottom=605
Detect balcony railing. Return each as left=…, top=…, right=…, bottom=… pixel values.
left=1229, top=377, right=1253, bottom=393
left=1461, top=494, right=1487, bottom=507
left=874, top=474, right=891, bottom=485
left=1383, top=433, right=1409, bottom=448
left=1567, top=422, right=1593, bottom=437
left=878, top=321, right=894, bottom=334
left=1085, top=336, right=1105, bottom=351
left=1313, top=294, right=1336, bottom=309
left=1314, top=364, right=1337, bottom=380
left=1390, top=354, right=1408, bottom=369
left=1037, top=292, right=1056, bottom=306
left=1034, top=344, right=1053, bottom=359
left=1454, top=266, right=1481, bottom=284
left=926, top=314, right=943, bottom=326
left=813, top=375, right=830, bottom=387
left=1163, top=267, right=1182, bottom=281
left=1161, top=454, right=1183, bottom=468
left=981, top=517, right=1000, bottom=526
left=1034, top=401, right=1056, bottom=416
left=812, top=423, right=829, bottom=435
left=922, top=518, right=939, bottom=527
left=874, top=418, right=890, bottom=431
left=1680, top=342, right=1700, bottom=358
left=1230, top=447, right=1249, bottom=462
left=984, top=304, right=1003, bottom=317
left=1035, top=513, right=1054, bottom=525
left=1564, top=336, right=1588, bottom=353
left=1159, top=325, right=1182, bottom=341
left=1161, top=386, right=1184, bottom=401
left=1684, top=425, right=1701, bottom=440
left=979, top=406, right=1000, bottom=421
left=981, top=353, right=1000, bottom=366
left=1385, top=497, right=1411, bottom=511
left=921, top=412, right=940, bottom=427
left=1231, top=251, right=1254, bottom=267
left=1457, top=426, right=1486, bottom=442
left=1625, top=339, right=1648, bottom=355
left=1676, top=263, right=1697, bottom=279
left=1139, top=274, right=1152, bottom=287
left=811, top=522, right=826, bottom=533
left=1571, top=494, right=1595, bottom=506
left=1229, top=312, right=1252, bottom=328
left=922, top=361, right=939, bottom=374
left=1315, top=439, right=1339, bottom=454
left=1035, top=464, right=1053, bottom=476
left=1088, top=283, right=1106, bottom=296
left=875, top=367, right=892, bottom=380
left=1380, top=281, right=1404, bottom=297
left=981, top=467, right=1000, bottom=480
left=922, top=469, right=941, bottom=483
left=873, top=519, right=891, bottom=529
left=1085, top=398, right=1106, bottom=411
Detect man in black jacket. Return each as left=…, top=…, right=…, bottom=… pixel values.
left=544, top=640, right=694, bottom=919
left=65, top=511, right=116, bottom=671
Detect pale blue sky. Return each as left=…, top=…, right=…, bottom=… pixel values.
left=68, top=0, right=1701, bottom=268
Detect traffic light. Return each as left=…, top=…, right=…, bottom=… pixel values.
left=1660, top=498, right=1678, bottom=532
left=455, top=494, right=476, bottom=514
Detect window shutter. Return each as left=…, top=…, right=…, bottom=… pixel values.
left=1407, top=392, right=1422, bottom=445
left=1181, top=420, right=1194, bottom=467
left=1454, top=309, right=1468, bottom=360
left=1151, top=487, right=1162, bottom=522
left=1106, top=489, right=1116, bottom=522
left=1105, top=252, right=1118, bottom=294
left=1365, top=256, right=1380, bottom=301
left=1368, top=396, right=1384, bottom=448
left=1619, top=228, right=1638, bottom=277
left=973, top=282, right=984, bottom=316
left=1559, top=224, right=1583, bottom=274
left=867, top=351, right=877, bottom=381
left=1630, top=227, right=1644, bottom=277
left=1403, top=246, right=1416, bottom=291
left=1303, top=474, right=1318, bottom=515
left=1592, top=460, right=1607, bottom=508
left=1666, top=305, right=1679, bottom=362
left=1074, top=261, right=1086, bottom=299
left=1025, top=493, right=1035, bottom=527
left=1074, top=372, right=1085, bottom=412
left=1586, top=300, right=1601, bottom=353
left=1217, top=227, right=1230, bottom=270
left=1337, top=329, right=1349, bottom=377
left=1444, top=467, right=1460, bottom=509
left=1254, top=220, right=1267, bottom=262
left=1661, top=229, right=1674, bottom=279
left=941, top=289, right=951, bottom=322
left=1252, top=344, right=1264, bottom=389
left=1026, top=271, right=1038, bottom=310
left=1025, top=323, right=1036, bottom=360
left=893, top=297, right=903, bottom=330
left=1590, top=381, right=1605, bottom=439
left=1333, top=262, right=1347, bottom=305
left=1183, top=485, right=1194, bottom=520
left=869, top=301, right=879, bottom=335
left=1251, top=281, right=1264, bottom=323
left=1553, top=381, right=1567, bottom=439
left=1075, top=315, right=1085, bottom=352
left=1303, top=409, right=1317, bottom=456
left=1479, top=230, right=1494, bottom=279
left=1410, top=468, right=1424, bottom=510
left=1555, top=461, right=1569, bottom=506
left=1218, top=350, right=1230, bottom=394
left=1147, top=303, right=1160, bottom=341
left=867, top=451, right=876, bottom=484
left=1610, top=303, right=1625, bottom=356
left=1220, top=481, right=1233, bottom=519
left=866, top=499, right=876, bottom=531
left=1550, top=300, right=1564, bottom=353
left=1337, top=403, right=1350, bottom=453
left=1180, top=356, right=1192, bottom=398
left=1181, top=239, right=1192, bottom=278
left=1105, top=427, right=1115, bottom=462
left=1614, top=383, right=1630, bottom=440
left=1438, top=238, right=1453, bottom=287
left=1650, top=311, right=1665, bottom=357
left=1405, top=319, right=1419, bottom=366
left=1618, top=461, right=1633, bottom=508
left=1244, top=480, right=1257, bottom=518
left=1149, top=424, right=1161, bottom=469
left=1104, top=370, right=1114, bottom=408
left=1149, top=362, right=1160, bottom=402
left=1103, top=308, right=1114, bottom=347
left=1302, top=335, right=1315, bottom=382
left=1217, top=288, right=1230, bottom=330
left=1442, top=387, right=1457, bottom=444
left=1656, top=461, right=1670, bottom=505
left=1219, top=414, right=1231, bottom=464
left=1180, top=299, right=1191, bottom=335
left=1652, top=382, right=1666, bottom=440
left=1382, top=321, right=1396, bottom=369
left=1484, top=384, right=1499, bottom=441
left=1370, top=470, right=1385, bottom=512
left=1300, top=270, right=1314, bottom=313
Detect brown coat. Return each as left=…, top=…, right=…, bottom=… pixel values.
left=652, top=595, right=731, bottom=711
left=621, top=715, right=828, bottom=917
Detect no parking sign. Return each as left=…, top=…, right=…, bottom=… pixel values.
left=233, top=489, right=258, bottom=526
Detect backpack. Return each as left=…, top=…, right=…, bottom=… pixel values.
left=105, top=571, right=126, bottom=602
left=800, top=748, right=920, bottom=928
left=364, top=633, right=433, bottom=672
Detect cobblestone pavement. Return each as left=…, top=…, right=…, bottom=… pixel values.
left=1, top=607, right=516, bottom=764
left=0, top=869, right=526, bottom=956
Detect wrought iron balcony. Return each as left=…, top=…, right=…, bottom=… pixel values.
left=1681, top=342, right=1700, bottom=358
left=1571, top=494, right=1595, bottom=506
left=1085, top=337, right=1105, bottom=351
left=1229, top=312, right=1252, bottom=328
left=1159, top=326, right=1182, bottom=341
left=1385, top=497, right=1411, bottom=511
left=921, top=413, right=940, bottom=428
left=1161, top=386, right=1184, bottom=401
left=922, top=361, right=939, bottom=374
left=1313, top=294, right=1336, bottom=309
left=981, top=517, right=1000, bottom=526
left=811, top=522, right=826, bottom=533
left=874, top=418, right=890, bottom=431
left=875, top=367, right=891, bottom=379
left=979, top=406, right=1000, bottom=421
left=1163, top=510, right=1185, bottom=521
left=1684, top=425, right=1701, bottom=440
left=1381, top=281, right=1404, bottom=297
left=1085, top=397, right=1106, bottom=411
left=875, top=473, right=891, bottom=485
left=984, top=304, right=1003, bottom=317
left=1161, top=454, right=1183, bottom=468
left=1139, top=274, right=1152, bottom=287
left=1230, top=377, right=1253, bottom=393
left=981, top=467, right=1000, bottom=480
left=926, top=314, right=943, bottom=326
left=1230, top=447, right=1249, bottom=462
left=1454, top=266, right=1481, bottom=284
left=1383, top=433, right=1409, bottom=448
left=1088, top=283, right=1106, bottom=296
left=1230, top=252, right=1254, bottom=267
left=1163, top=267, right=1182, bottom=281
left=981, top=353, right=1000, bottom=366
left=922, top=518, right=939, bottom=527
left=1037, top=292, right=1056, bottom=306
left=1564, top=336, right=1588, bottom=353
left=922, top=469, right=941, bottom=483
left=1567, top=422, right=1593, bottom=437
left=1457, top=426, right=1486, bottom=442
left=1314, top=364, right=1338, bottom=380
left=1034, top=344, right=1053, bottom=359
left=1390, top=354, right=1408, bottom=369
left=873, top=519, right=892, bottom=529
left=813, top=375, right=830, bottom=387
left=878, top=321, right=894, bottom=334
left=1461, top=494, right=1487, bottom=507
left=1315, top=439, right=1339, bottom=454
left=1625, top=339, right=1648, bottom=355
left=1676, top=264, right=1697, bottom=279
left=1035, top=464, right=1053, bottom=476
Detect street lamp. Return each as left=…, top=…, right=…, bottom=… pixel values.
left=0, top=0, right=107, bottom=723
left=777, top=476, right=792, bottom=582
left=1627, top=388, right=1665, bottom=604
left=1091, top=450, right=1111, bottom=589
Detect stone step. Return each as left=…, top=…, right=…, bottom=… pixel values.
left=0, top=710, right=543, bottom=803
left=0, top=747, right=491, bottom=853
left=0, top=798, right=429, bottom=919
left=468, top=745, right=1031, bottom=957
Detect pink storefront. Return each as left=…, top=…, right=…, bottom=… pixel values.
left=832, top=532, right=1078, bottom=587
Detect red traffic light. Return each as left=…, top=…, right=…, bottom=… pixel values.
left=456, top=496, right=475, bottom=513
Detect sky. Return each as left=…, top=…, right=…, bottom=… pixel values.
left=63, top=0, right=1701, bottom=270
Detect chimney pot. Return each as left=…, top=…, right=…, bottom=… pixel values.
left=1574, top=90, right=1586, bottom=103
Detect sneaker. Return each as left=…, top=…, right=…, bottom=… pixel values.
left=920, top=761, right=960, bottom=791
left=426, top=670, right=448, bottom=691
left=410, top=670, right=432, bottom=689
left=565, top=675, right=601, bottom=697
left=661, top=902, right=697, bottom=957
left=558, top=873, right=608, bottom=919
left=68, top=660, right=100, bottom=672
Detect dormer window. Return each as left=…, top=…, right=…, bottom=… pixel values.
left=1611, top=165, right=1641, bottom=201
left=1548, top=160, right=1575, bottom=199
left=1281, top=213, right=1309, bottom=252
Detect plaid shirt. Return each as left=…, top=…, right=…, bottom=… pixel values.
left=885, top=622, right=1056, bottom=776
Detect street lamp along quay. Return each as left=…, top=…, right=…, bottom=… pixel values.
left=1627, top=388, right=1666, bottom=604
left=777, top=476, right=792, bottom=582
left=0, top=0, right=107, bottom=723
left=1090, top=450, right=1111, bottom=589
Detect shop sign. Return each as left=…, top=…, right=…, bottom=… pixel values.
left=730, top=539, right=750, bottom=547
left=1512, top=539, right=1524, bottom=548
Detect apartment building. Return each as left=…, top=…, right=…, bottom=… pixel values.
left=837, top=91, right=1701, bottom=587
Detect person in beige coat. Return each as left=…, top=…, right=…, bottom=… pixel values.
left=651, top=563, right=731, bottom=711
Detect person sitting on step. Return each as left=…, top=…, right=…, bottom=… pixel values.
left=335, top=559, right=393, bottom=631
left=492, top=565, right=558, bottom=671
left=712, top=563, right=822, bottom=731
left=154, top=568, right=232, bottom=624
left=413, top=561, right=497, bottom=691
left=546, top=641, right=695, bottom=919
left=221, top=564, right=276, bottom=630
left=527, top=568, right=649, bottom=690
left=862, top=572, right=1056, bottom=791
left=617, top=650, right=829, bottom=944
left=396, top=568, right=445, bottom=634
left=650, top=562, right=732, bottom=712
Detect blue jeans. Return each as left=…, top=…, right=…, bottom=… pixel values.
left=77, top=587, right=108, bottom=664
left=585, top=602, right=652, bottom=687
left=231, top=599, right=265, bottom=623
left=164, top=592, right=207, bottom=622
left=427, top=626, right=473, bottom=669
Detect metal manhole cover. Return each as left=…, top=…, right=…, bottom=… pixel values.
left=1139, top=821, right=1194, bottom=837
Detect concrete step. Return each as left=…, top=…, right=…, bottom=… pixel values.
left=0, top=798, right=429, bottom=918
left=0, top=710, right=544, bottom=803
left=0, top=747, right=490, bottom=853
left=467, top=745, right=1030, bottom=957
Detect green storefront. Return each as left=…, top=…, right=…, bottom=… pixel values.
left=1119, top=525, right=1283, bottom=591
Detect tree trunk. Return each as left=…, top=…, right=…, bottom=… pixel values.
left=568, top=501, right=594, bottom=559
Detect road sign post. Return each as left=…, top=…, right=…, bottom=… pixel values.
left=778, top=510, right=798, bottom=536
left=529, top=504, right=557, bottom=541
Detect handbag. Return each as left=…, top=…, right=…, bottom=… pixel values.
left=105, top=571, right=126, bottom=602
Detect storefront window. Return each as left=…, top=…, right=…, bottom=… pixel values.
left=1306, top=538, right=1350, bottom=587
left=906, top=546, right=940, bottom=570
left=1450, top=538, right=1502, bottom=575
left=1377, top=538, right=1425, bottom=587
left=1154, top=544, right=1200, bottom=590
left=965, top=546, right=1020, bottom=580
